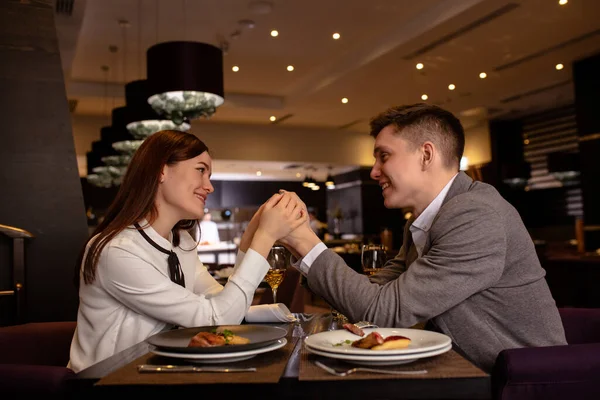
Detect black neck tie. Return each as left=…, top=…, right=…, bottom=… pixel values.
left=134, top=223, right=185, bottom=288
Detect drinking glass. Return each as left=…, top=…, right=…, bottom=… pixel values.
left=361, top=244, right=387, bottom=276
left=265, top=245, right=289, bottom=304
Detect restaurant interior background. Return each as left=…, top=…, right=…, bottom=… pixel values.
left=1, top=0, right=600, bottom=326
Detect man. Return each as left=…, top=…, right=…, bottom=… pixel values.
left=280, top=103, right=566, bottom=373
left=199, top=210, right=220, bottom=245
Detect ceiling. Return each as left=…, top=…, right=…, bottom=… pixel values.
left=55, top=0, right=600, bottom=180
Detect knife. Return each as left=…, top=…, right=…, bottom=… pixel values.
left=137, top=364, right=256, bottom=373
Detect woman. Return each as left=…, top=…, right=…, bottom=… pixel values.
left=68, top=130, right=306, bottom=372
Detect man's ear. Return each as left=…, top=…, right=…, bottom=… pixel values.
left=422, top=141, right=434, bottom=170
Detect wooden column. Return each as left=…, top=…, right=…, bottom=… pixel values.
left=0, top=0, right=89, bottom=323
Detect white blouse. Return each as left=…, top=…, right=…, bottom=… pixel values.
left=68, top=222, right=269, bottom=373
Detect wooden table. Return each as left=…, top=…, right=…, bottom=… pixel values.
left=70, top=313, right=490, bottom=399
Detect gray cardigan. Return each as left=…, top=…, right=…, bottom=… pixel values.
left=307, top=172, right=566, bottom=372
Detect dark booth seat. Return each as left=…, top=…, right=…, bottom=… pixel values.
left=492, top=307, right=600, bottom=400
left=0, top=321, right=77, bottom=396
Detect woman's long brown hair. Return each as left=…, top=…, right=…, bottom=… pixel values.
left=76, top=130, right=209, bottom=288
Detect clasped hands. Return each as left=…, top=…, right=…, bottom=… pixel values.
left=239, top=190, right=319, bottom=259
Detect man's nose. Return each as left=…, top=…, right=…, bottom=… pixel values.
left=370, top=164, right=380, bottom=180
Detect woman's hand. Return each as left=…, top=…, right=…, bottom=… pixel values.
left=239, top=202, right=267, bottom=253
left=258, top=191, right=307, bottom=241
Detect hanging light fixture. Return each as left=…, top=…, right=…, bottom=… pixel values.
left=124, top=79, right=190, bottom=139
left=87, top=107, right=135, bottom=188
left=325, top=167, right=335, bottom=189
left=146, top=41, right=224, bottom=125
left=302, top=174, right=310, bottom=187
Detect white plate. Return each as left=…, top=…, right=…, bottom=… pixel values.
left=306, top=342, right=452, bottom=366
left=150, top=338, right=287, bottom=364
left=304, top=328, right=451, bottom=356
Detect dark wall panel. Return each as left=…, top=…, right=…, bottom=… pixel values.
left=219, top=180, right=326, bottom=212
left=573, top=52, right=600, bottom=251
left=326, top=184, right=363, bottom=235
left=574, top=53, right=600, bottom=137
left=361, top=181, right=405, bottom=249
left=0, top=0, right=89, bottom=323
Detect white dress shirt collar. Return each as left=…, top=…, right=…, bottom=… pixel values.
left=410, top=173, right=458, bottom=257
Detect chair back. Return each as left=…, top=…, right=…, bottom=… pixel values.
left=559, top=307, right=600, bottom=344
left=492, top=307, right=600, bottom=400
left=0, top=321, right=77, bottom=396
left=0, top=321, right=76, bottom=365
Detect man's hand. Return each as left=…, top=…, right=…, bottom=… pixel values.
left=280, top=217, right=322, bottom=259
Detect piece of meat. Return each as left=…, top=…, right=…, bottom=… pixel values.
left=343, top=323, right=365, bottom=337
left=188, top=331, right=227, bottom=347
left=371, top=335, right=411, bottom=350
left=351, top=332, right=384, bottom=349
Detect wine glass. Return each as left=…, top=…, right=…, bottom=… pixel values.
left=265, top=245, right=289, bottom=304
left=361, top=244, right=387, bottom=276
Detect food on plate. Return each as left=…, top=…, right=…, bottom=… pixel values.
left=188, top=329, right=250, bottom=347
left=336, top=327, right=412, bottom=350
left=342, top=322, right=365, bottom=337
left=371, top=335, right=411, bottom=350
left=351, top=332, right=384, bottom=348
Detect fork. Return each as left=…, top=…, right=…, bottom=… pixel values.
left=353, top=320, right=378, bottom=329
left=314, top=361, right=427, bottom=377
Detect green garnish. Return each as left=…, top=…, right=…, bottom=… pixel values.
left=333, top=339, right=353, bottom=346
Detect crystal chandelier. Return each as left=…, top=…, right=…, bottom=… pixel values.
left=146, top=41, right=225, bottom=124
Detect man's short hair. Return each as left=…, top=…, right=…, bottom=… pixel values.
left=369, top=103, right=465, bottom=169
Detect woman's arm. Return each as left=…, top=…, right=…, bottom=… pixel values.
left=96, top=244, right=269, bottom=327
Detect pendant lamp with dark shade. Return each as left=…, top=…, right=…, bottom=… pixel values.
left=124, top=79, right=190, bottom=139
left=146, top=41, right=225, bottom=125
left=87, top=107, right=136, bottom=188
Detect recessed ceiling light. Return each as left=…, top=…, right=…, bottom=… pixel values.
left=286, top=65, right=294, bottom=71
left=555, top=63, right=564, bottom=70
left=421, top=94, right=428, bottom=100
left=416, top=63, right=424, bottom=70
left=270, top=30, right=279, bottom=37
left=332, top=32, right=341, bottom=40
left=269, top=116, right=276, bottom=122
left=559, top=0, right=568, bottom=5
left=232, top=65, right=239, bottom=72
left=479, top=72, right=487, bottom=79
left=256, top=171, right=262, bottom=176
left=296, top=172, right=301, bottom=178
left=341, top=97, right=349, bottom=104
left=448, top=84, right=456, bottom=90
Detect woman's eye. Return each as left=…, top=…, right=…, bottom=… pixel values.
left=196, top=167, right=205, bottom=173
